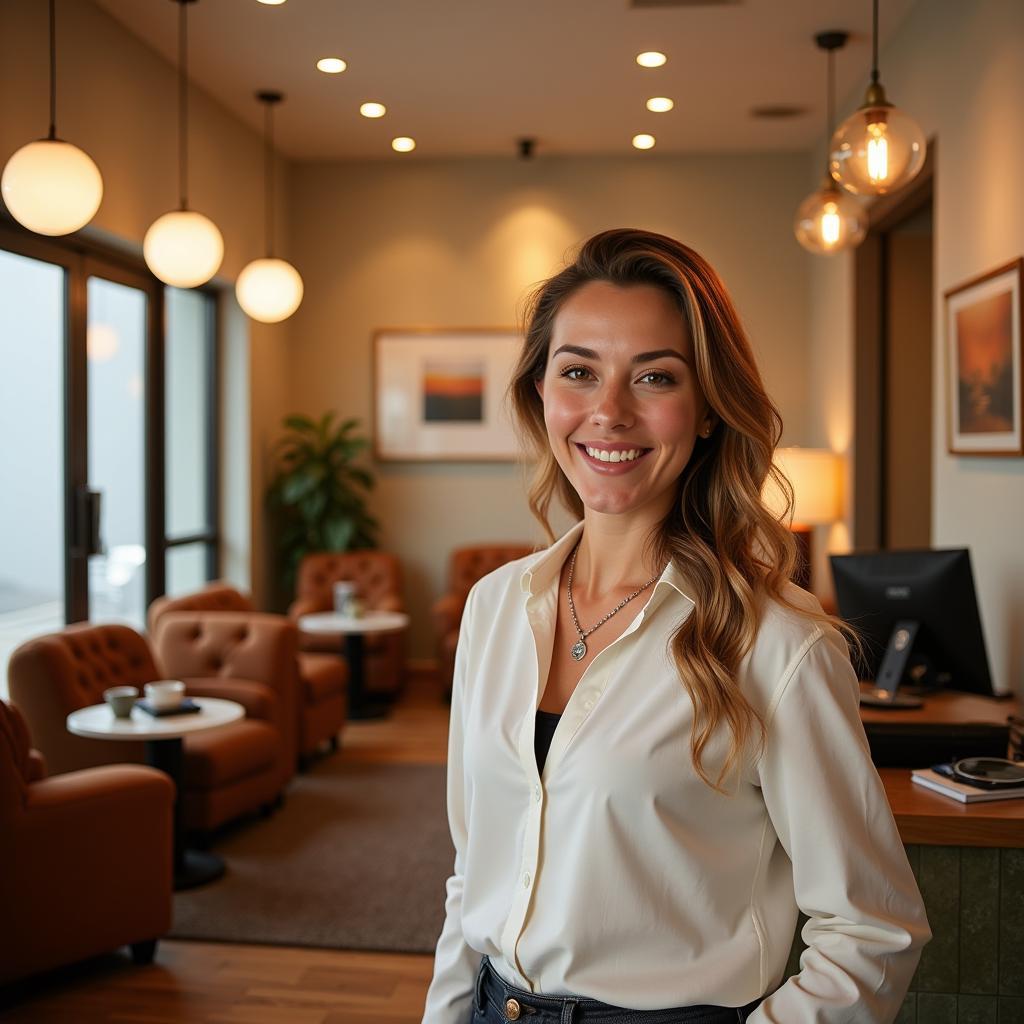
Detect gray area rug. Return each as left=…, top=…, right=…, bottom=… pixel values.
left=170, top=760, right=453, bottom=953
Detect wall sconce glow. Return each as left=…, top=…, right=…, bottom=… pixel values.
left=391, top=137, right=416, bottom=153
left=632, top=133, right=656, bottom=150
left=636, top=51, right=667, bottom=68
left=646, top=97, right=674, bottom=113
left=794, top=182, right=867, bottom=255
left=360, top=102, right=386, bottom=118
left=1, top=139, right=103, bottom=236
left=86, top=323, right=119, bottom=363
left=235, top=258, right=304, bottom=323
left=143, top=210, right=224, bottom=288
left=316, top=57, right=346, bottom=74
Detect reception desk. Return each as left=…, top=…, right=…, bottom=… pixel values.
left=784, top=688, right=1023, bottom=1022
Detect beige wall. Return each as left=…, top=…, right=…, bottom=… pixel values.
left=807, top=0, right=1024, bottom=695
left=288, top=154, right=814, bottom=658
left=0, top=0, right=292, bottom=609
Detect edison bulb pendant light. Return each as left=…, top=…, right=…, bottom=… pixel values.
left=829, top=0, right=925, bottom=195
left=1, top=0, right=104, bottom=236
left=794, top=180, right=867, bottom=255
left=235, top=91, right=303, bottom=323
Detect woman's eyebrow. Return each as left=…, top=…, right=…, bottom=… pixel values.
left=551, top=344, right=689, bottom=364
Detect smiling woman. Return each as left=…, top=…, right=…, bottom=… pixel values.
left=421, top=229, right=931, bottom=1024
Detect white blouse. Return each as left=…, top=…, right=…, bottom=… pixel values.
left=422, top=521, right=930, bottom=1023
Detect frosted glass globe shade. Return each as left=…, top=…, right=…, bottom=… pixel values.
left=143, top=210, right=224, bottom=287
left=829, top=103, right=926, bottom=195
left=235, top=258, right=304, bottom=323
left=794, top=184, right=867, bottom=255
left=1, top=139, right=103, bottom=236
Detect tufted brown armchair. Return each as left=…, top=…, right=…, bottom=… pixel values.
left=289, top=551, right=408, bottom=700
left=8, top=620, right=294, bottom=834
left=148, top=582, right=348, bottom=766
left=434, top=544, right=535, bottom=699
left=1, top=699, right=173, bottom=984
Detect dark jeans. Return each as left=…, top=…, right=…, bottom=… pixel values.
left=470, top=956, right=762, bottom=1024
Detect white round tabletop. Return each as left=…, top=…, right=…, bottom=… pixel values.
left=66, top=695, right=244, bottom=741
left=298, top=610, right=410, bottom=636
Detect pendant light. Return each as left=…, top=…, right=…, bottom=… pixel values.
left=144, top=0, right=224, bottom=288
left=1, top=0, right=103, bottom=236
left=794, top=32, right=867, bottom=256
left=829, top=0, right=925, bottom=195
left=235, top=91, right=303, bottom=323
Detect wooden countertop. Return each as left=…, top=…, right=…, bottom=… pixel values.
left=861, top=686, right=1023, bottom=847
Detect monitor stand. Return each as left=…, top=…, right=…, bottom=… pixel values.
left=858, top=619, right=925, bottom=709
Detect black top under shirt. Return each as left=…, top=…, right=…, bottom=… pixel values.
left=534, top=709, right=562, bottom=774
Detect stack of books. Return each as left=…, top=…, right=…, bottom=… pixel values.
left=911, top=767, right=1024, bottom=803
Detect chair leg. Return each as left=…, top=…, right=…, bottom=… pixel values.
left=330, top=734, right=339, bottom=752
left=130, top=939, right=158, bottom=965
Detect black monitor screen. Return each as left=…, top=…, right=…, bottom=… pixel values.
left=830, top=548, right=995, bottom=698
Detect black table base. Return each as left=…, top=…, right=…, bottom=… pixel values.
left=345, top=632, right=392, bottom=720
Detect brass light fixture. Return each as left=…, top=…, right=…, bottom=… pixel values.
left=1, top=0, right=103, bottom=236
left=829, top=0, right=926, bottom=195
left=235, top=92, right=303, bottom=323
left=794, top=31, right=867, bottom=256
left=143, top=0, right=224, bottom=288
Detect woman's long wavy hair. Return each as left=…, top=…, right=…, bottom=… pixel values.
left=510, top=228, right=850, bottom=793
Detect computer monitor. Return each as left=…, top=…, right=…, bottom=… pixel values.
left=829, top=548, right=996, bottom=709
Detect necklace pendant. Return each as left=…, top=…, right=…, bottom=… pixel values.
left=571, top=639, right=587, bottom=661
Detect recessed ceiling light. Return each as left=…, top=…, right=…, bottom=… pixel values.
left=256, top=0, right=287, bottom=5
left=392, top=137, right=416, bottom=153
left=636, top=51, right=667, bottom=68
left=360, top=102, right=386, bottom=119
left=646, top=96, right=674, bottom=113
left=632, top=133, right=656, bottom=150
left=316, top=57, right=347, bottom=74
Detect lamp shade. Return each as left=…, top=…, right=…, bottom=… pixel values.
left=235, top=257, right=303, bottom=323
left=765, top=448, right=842, bottom=526
left=143, top=210, right=224, bottom=287
left=794, top=182, right=867, bottom=255
left=1, top=139, right=103, bottom=236
left=829, top=101, right=926, bottom=195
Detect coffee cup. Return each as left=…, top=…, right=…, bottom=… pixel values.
left=145, top=680, right=186, bottom=711
left=333, top=580, right=356, bottom=614
left=104, top=685, right=139, bottom=718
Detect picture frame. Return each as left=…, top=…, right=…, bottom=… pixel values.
left=372, top=327, right=524, bottom=462
left=944, top=257, right=1023, bottom=456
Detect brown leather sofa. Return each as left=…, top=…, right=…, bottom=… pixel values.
left=148, top=582, right=348, bottom=766
left=8, top=620, right=294, bottom=834
left=289, top=551, right=407, bottom=700
left=433, top=544, right=534, bottom=698
left=0, top=699, right=173, bottom=985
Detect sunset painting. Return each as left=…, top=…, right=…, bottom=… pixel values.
left=422, top=359, right=485, bottom=422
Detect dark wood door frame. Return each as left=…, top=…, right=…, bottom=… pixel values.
left=853, top=139, right=936, bottom=550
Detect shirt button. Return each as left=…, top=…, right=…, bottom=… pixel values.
left=522, top=872, right=531, bottom=888
left=534, top=784, right=542, bottom=801
left=583, top=696, right=595, bottom=710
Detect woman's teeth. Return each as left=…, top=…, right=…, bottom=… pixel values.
left=584, top=446, right=645, bottom=463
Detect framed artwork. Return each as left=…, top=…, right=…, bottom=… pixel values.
left=373, top=327, right=523, bottom=461
left=945, top=258, right=1023, bottom=456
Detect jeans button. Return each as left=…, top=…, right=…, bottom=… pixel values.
left=504, top=998, right=521, bottom=1020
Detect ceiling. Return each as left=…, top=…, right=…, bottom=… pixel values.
left=93, top=0, right=920, bottom=162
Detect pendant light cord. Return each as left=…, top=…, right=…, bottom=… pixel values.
left=178, top=0, right=189, bottom=210
left=871, top=0, right=880, bottom=86
left=265, top=102, right=274, bottom=257
left=48, top=0, right=57, bottom=140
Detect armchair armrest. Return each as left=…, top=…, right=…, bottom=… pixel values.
left=183, top=678, right=279, bottom=721
left=288, top=597, right=324, bottom=619
left=432, top=593, right=466, bottom=640
left=26, top=764, right=174, bottom=827
left=375, top=592, right=405, bottom=614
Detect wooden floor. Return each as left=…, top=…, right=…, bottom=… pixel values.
left=1, top=670, right=453, bottom=1023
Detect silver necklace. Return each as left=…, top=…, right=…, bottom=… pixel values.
left=565, top=542, right=663, bottom=661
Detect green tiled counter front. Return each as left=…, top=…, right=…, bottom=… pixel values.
left=783, top=846, right=1024, bottom=1022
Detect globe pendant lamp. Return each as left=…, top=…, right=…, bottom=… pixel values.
left=795, top=32, right=867, bottom=256
left=1, top=0, right=103, bottom=236
left=829, top=0, right=926, bottom=195
left=143, top=0, right=223, bottom=288
left=235, top=91, right=303, bottom=323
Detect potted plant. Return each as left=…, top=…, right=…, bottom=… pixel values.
left=267, top=412, right=379, bottom=594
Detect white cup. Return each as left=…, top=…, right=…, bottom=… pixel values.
left=145, top=680, right=186, bottom=711
left=333, top=580, right=356, bottom=613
